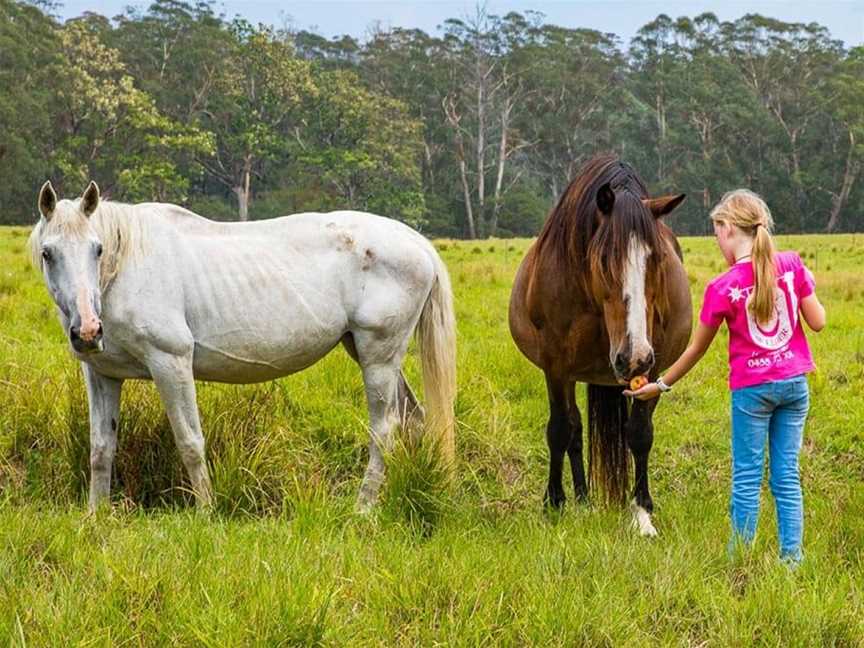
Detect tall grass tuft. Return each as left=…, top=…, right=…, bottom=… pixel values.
left=379, top=435, right=451, bottom=537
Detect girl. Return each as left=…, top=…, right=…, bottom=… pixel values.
left=625, top=189, right=826, bottom=563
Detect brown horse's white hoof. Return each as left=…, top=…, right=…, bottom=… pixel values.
left=630, top=499, right=658, bottom=537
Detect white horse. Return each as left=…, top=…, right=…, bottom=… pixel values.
left=29, top=181, right=457, bottom=513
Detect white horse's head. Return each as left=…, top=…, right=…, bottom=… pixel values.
left=31, top=181, right=105, bottom=354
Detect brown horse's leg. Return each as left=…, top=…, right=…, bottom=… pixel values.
left=627, top=398, right=659, bottom=534
left=544, top=374, right=573, bottom=509
left=565, top=386, right=587, bottom=502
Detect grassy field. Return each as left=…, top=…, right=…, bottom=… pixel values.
left=1, top=227, right=863, bottom=646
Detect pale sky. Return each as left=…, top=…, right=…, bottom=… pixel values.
left=57, top=1, right=864, bottom=48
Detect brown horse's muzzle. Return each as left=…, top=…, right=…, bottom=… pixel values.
left=612, top=347, right=655, bottom=382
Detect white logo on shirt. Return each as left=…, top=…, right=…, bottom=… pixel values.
left=730, top=271, right=798, bottom=351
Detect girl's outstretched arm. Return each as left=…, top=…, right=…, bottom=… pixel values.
left=624, top=322, right=720, bottom=400
left=800, top=293, right=826, bottom=332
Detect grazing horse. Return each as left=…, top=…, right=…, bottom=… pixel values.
left=509, top=155, right=691, bottom=535
left=29, top=181, right=456, bottom=513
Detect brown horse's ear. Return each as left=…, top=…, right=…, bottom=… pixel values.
left=38, top=181, right=57, bottom=221
left=643, top=194, right=686, bottom=218
left=81, top=181, right=100, bottom=217
left=596, top=182, right=615, bottom=216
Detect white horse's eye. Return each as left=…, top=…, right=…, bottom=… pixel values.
left=41, top=249, right=52, bottom=262
left=95, top=243, right=103, bottom=258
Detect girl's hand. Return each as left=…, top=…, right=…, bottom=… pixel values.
left=623, top=382, right=661, bottom=401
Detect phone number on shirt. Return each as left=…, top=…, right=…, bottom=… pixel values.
left=747, top=350, right=795, bottom=369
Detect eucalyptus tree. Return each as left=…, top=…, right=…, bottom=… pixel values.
left=824, top=46, right=864, bottom=232
left=112, top=1, right=234, bottom=123
left=296, top=68, right=426, bottom=226
left=198, top=20, right=315, bottom=220
left=360, top=26, right=454, bottom=231
left=43, top=15, right=213, bottom=202
left=719, top=15, right=844, bottom=230
left=1, top=1, right=861, bottom=233
left=440, top=8, right=539, bottom=237
left=516, top=22, right=624, bottom=199
left=0, top=0, right=59, bottom=219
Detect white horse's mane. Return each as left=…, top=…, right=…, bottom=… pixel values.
left=29, top=199, right=149, bottom=290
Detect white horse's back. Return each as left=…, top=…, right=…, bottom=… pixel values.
left=104, top=206, right=438, bottom=383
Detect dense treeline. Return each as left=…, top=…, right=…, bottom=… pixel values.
left=1, top=1, right=862, bottom=235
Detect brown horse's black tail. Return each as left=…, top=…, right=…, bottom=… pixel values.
left=587, top=384, right=630, bottom=505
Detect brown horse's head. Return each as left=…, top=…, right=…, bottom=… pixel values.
left=537, top=156, right=686, bottom=383
left=589, top=181, right=685, bottom=382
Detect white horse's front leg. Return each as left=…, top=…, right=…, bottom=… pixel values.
left=82, top=364, right=122, bottom=513
left=148, top=352, right=213, bottom=509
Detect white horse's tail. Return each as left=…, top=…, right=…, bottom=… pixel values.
left=417, top=249, right=457, bottom=469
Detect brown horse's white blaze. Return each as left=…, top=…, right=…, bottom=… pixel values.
left=618, top=234, right=654, bottom=381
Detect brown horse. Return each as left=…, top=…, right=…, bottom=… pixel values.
left=509, top=155, right=692, bottom=535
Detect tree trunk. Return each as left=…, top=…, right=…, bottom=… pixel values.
left=234, top=185, right=249, bottom=221
left=827, top=130, right=859, bottom=232
left=476, top=67, right=486, bottom=226
left=458, top=151, right=476, bottom=239
left=444, top=97, right=476, bottom=238
left=790, top=133, right=806, bottom=230
left=656, top=90, right=666, bottom=184
left=234, top=154, right=252, bottom=221
left=423, top=140, right=435, bottom=188
left=491, top=105, right=511, bottom=238
left=347, top=181, right=356, bottom=209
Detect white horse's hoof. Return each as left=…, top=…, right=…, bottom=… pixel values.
left=630, top=500, right=658, bottom=537
left=355, top=496, right=376, bottom=516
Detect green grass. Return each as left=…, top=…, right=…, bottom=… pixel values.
left=1, top=228, right=863, bottom=645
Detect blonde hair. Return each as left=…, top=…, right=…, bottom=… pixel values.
left=710, top=189, right=776, bottom=325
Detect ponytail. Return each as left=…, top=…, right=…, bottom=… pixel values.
left=749, top=224, right=776, bottom=325
left=709, top=189, right=778, bottom=325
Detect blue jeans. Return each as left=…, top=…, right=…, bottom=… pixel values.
left=730, top=375, right=809, bottom=562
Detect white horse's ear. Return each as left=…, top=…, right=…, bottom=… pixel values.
left=38, top=180, right=57, bottom=221
left=81, top=181, right=100, bottom=217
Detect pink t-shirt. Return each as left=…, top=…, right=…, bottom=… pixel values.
left=700, top=251, right=816, bottom=390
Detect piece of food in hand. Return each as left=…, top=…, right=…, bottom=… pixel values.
left=629, top=375, right=649, bottom=391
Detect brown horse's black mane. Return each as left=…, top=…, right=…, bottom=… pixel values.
left=536, top=154, right=670, bottom=289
